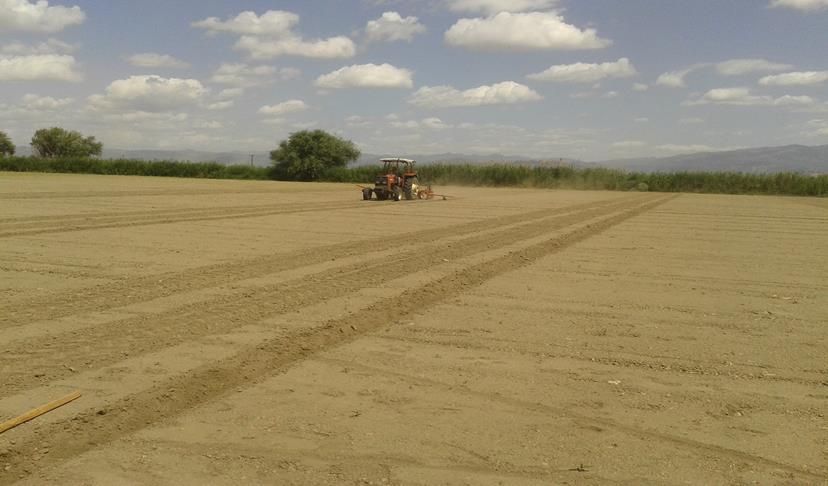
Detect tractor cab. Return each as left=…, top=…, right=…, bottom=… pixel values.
left=365, top=158, right=420, bottom=201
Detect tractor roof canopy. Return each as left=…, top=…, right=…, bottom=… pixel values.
left=380, top=158, right=415, bottom=164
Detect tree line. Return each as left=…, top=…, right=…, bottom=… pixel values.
left=1, top=128, right=825, bottom=196
left=0, top=127, right=102, bottom=158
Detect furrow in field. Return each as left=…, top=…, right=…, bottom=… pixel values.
left=0, top=195, right=673, bottom=484
left=0, top=187, right=330, bottom=200
left=0, top=200, right=353, bottom=224
left=317, top=358, right=826, bottom=482
left=0, top=200, right=369, bottom=238
left=1, top=196, right=630, bottom=327
left=0, top=196, right=653, bottom=397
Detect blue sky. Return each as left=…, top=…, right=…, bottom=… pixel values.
left=2, top=0, right=828, bottom=161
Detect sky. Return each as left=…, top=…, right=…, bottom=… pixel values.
left=2, top=0, right=828, bottom=161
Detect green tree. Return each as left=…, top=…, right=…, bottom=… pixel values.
left=0, top=131, right=15, bottom=157
left=31, top=127, right=103, bottom=158
left=270, top=129, right=360, bottom=181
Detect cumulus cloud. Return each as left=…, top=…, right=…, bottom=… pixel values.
left=192, top=10, right=298, bottom=36
left=0, top=0, right=85, bottom=33
left=655, top=65, right=707, bottom=88
left=770, top=0, right=828, bottom=11
left=0, top=38, right=76, bottom=55
left=0, top=54, right=81, bottom=81
left=258, top=99, right=308, bottom=116
left=715, top=58, right=792, bottom=76
left=445, top=11, right=611, bottom=51
left=390, top=117, right=453, bottom=129
left=127, top=53, right=189, bottom=69
left=759, top=71, right=828, bottom=86
left=632, top=83, right=649, bottom=91
left=409, top=81, right=541, bottom=107
left=445, top=0, right=559, bottom=14
left=235, top=35, right=355, bottom=60
left=205, top=100, right=233, bottom=111
left=88, top=75, right=208, bottom=113
left=684, top=87, right=814, bottom=106
left=612, top=140, right=646, bottom=148
left=528, top=58, right=636, bottom=83
left=365, top=11, right=425, bottom=42
left=210, top=63, right=299, bottom=87
left=193, top=9, right=355, bottom=60
left=21, top=93, right=73, bottom=110
left=314, top=63, right=413, bottom=89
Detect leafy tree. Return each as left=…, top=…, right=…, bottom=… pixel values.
left=31, top=127, right=103, bottom=158
left=270, top=129, right=360, bottom=181
left=0, top=131, right=15, bottom=157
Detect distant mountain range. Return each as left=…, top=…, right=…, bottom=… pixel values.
left=594, top=144, right=828, bottom=174
left=13, top=144, right=828, bottom=174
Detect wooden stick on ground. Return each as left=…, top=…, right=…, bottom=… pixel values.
left=0, top=390, right=82, bottom=435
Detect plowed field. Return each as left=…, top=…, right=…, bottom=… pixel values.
left=1, top=173, right=826, bottom=485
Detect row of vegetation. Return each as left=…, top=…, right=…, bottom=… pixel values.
left=2, top=128, right=826, bottom=196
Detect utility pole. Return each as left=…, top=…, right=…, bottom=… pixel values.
left=249, top=153, right=254, bottom=167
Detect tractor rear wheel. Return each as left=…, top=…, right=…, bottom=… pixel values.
left=403, top=176, right=418, bottom=200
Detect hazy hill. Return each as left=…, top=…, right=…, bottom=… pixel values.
left=597, top=144, right=828, bottom=174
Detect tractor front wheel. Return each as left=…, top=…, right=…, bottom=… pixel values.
left=362, top=188, right=372, bottom=200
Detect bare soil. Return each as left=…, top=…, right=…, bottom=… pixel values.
left=1, top=172, right=826, bottom=485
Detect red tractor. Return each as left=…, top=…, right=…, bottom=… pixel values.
left=363, top=158, right=422, bottom=201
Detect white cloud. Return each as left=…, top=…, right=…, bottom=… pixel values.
left=21, top=93, right=73, bottom=110
left=759, top=71, right=828, bottom=86
left=365, top=11, right=425, bottom=42
left=0, top=38, right=76, bottom=55
left=656, top=66, right=701, bottom=88
left=258, top=99, right=308, bottom=116
left=314, top=63, right=413, bottom=89
left=127, top=53, right=189, bottom=69
left=421, top=117, right=452, bottom=129
left=770, top=0, right=828, bottom=11
left=235, top=35, right=355, bottom=60
left=632, top=83, right=649, bottom=91
left=192, top=10, right=298, bottom=36
left=0, top=54, right=81, bottom=81
left=528, top=58, right=636, bottom=83
left=679, top=117, right=705, bottom=124
left=218, top=88, right=244, bottom=99
left=210, top=63, right=299, bottom=87
left=445, top=12, right=611, bottom=51
left=88, top=75, right=208, bottom=113
left=193, top=9, right=356, bottom=60
left=612, top=140, right=646, bottom=148
left=409, top=81, right=542, bottom=107
left=684, top=87, right=815, bottom=106
left=0, top=0, right=85, bottom=33
left=206, top=100, right=234, bottom=111
left=445, top=0, right=559, bottom=14
left=715, top=58, right=792, bottom=76
left=634, top=117, right=649, bottom=123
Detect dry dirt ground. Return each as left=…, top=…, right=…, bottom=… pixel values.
left=0, top=172, right=826, bottom=485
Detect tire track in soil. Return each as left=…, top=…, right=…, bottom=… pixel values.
left=0, top=200, right=369, bottom=238
left=0, top=196, right=674, bottom=484
left=1, top=196, right=630, bottom=328
left=317, top=359, right=826, bottom=482
left=378, top=333, right=825, bottom=388
left=0, top=188, right=334, bottom=200
left=0, top=196, right=652, bottom=396
left=0, top=200, right=354, bottom=224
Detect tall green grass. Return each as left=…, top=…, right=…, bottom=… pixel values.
left=2, top=156, right=825, bottom=196
left=321, top=163, right=828, bottom=197
left=0, top=156, right=268, bottom=180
